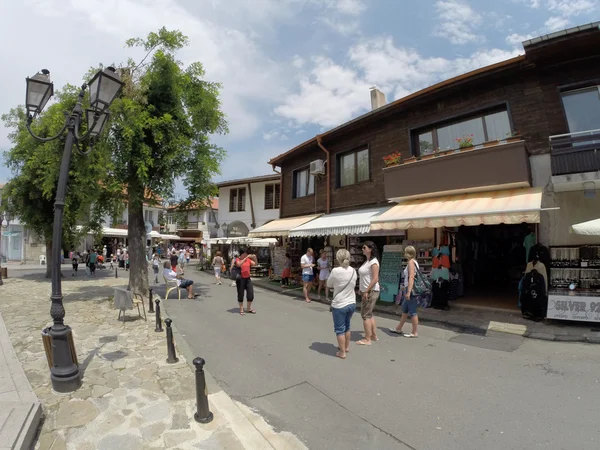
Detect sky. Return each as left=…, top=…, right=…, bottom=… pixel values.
left=0, top=0, right=598, bottom=197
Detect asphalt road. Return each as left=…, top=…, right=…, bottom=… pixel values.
left=159, top=270, right=600, bottom=450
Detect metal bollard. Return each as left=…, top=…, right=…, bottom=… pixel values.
left=149, top=288, right=155, bottom=313
left=115, top=267, right=118, bottom=278
left=193, top=357, right=213, bottom=423
left=154, top=299, right=164, bottom=332
left=165, top=319, right=179, bottom=364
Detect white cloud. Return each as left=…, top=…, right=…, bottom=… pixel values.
left=275, top=37, right=521, bottom=128
left=547, top=0, right=597, bottom=16
left=320, top=17, right=361, bottom=35
left=545, top=16, right=571, bottom=31
left=433, top=0, right=483, bottom=45
left=292, top=55, right=305, bottom=69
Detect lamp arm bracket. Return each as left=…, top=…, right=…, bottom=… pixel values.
left=26, top=119, right=69, bottom=142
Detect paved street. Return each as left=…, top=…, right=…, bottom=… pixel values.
left=165, top=270, right=600, bottom=450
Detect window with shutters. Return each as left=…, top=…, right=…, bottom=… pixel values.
left=264, top=183, right=281, bottom=209
left=229, top=188, right=246, bottom=212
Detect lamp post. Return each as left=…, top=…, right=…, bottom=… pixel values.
left=25, top=67, right=123, bottom=393
left=0, top=213, right=9, bottom=286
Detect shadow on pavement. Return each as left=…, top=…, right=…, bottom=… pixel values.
left=309, top=342, right=339, bottom=357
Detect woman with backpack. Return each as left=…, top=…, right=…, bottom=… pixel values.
left=390, top=245, right=423, bottom=338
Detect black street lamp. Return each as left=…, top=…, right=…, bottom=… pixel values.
left=25, top=67, right=123, bottom=393
left=0, top=212, right=10, bottom=287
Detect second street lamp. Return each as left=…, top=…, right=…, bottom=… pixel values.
left=25, top=66, right=123, bottom=393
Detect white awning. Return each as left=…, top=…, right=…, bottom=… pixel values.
left=289, top=207, right=390, bottom=237
left=248, top=215, right=320, bottom=238
left=98, top=227, right=128, bottom=237
left=371, top=188, right=543, bottom=230
left=159, top=234, right=181, bottom=240
left=571, top=218, right=600, bottom=236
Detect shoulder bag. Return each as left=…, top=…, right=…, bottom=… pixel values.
left=411, top=261, right=432, bottom=296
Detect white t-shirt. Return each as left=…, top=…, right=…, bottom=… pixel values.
left=327, top=267, right=357, bottom=309
left=358, top=257, right=380, bottom=293
left=300, top=254, right=313, bottom=276
left=164, top=268, right=180, bottom=287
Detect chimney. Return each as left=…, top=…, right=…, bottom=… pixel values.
left=370, top=86, right=386, bottom=110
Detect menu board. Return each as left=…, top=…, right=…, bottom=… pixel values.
left=379, top=245, right=403, bottom=302
left=272, top=247, right=287, bottom=277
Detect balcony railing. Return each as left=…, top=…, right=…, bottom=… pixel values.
left=550, top=129, right=600, bottom=176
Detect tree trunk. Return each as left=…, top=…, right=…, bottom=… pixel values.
left=45, top=240, right=52, bottom=278
left=128, top=183, right=149, bottom=296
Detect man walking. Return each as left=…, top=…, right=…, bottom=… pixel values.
left=301, top=248, right=315, bottom=303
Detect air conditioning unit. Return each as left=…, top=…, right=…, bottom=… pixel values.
left=310, top=159, right=325, bottom=175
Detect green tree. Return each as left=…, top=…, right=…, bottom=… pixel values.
left=1, top=86, right=122, bottom=277
left=109, top=27, right=227, bottom=294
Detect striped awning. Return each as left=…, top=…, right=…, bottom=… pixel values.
left=289, top=207, right=390, bottom=237
left=159, top=234, right=181, bottom=240
left=248, top=215, right=320, bottom=238
left=371, top=188, right=543, bottom=230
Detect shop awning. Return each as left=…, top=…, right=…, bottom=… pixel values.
left=371, top=188, right=543, bottom=230
left=571, top=218, right=600, bottom=236
left=289, top=207, right=390, bottom=237
left=98, top=227, right=128, bottom=237
left=159, top=234, right=181, bottom=240
left=1, top=231, right=21, bottom=237
left=248, top=215, right=320, bottom=238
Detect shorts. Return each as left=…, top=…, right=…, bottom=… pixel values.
left=179, top=279, right=193, bottom=289
left=332, top=303, right=356, bottom=335
left=153, top=266, right=159, bottom=274
left=214, top=267, right=221, bottom=276
left=302, top=274, right=314, bottom=283
left=360, top=290, right=379, bottom=320
left=401, top=294, right=418, bottom=317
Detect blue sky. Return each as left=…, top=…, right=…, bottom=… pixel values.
left=1, top=0, right=598, bottom=196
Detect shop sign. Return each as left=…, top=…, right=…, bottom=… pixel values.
left=547, top=294, right=600, bottom=322
left=227, top=221, right=249, bottom=238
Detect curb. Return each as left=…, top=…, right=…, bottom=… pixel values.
left=252, top=279, right=596, bottom=344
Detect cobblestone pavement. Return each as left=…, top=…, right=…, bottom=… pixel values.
left=0, top=274, right=305, bottom=449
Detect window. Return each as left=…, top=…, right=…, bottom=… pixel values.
left=561, top=86, right=600, bottom=133
left=339, top=148, right=369, bottom=187
left=414, top=108, right=512, bottom=155
left=144, top=210, right=154, bottom=225
left=293, top=168, right=315, bottom=198
left=229, top=188, right=246, bottom=212
left=264, top=183, right=280, bottom=209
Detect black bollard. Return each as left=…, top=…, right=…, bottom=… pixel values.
left=193, top=357, right=213, bottom=423
left=165, top=319, right=179, bottom=364
left=115, top=267, right=118, bottom=278
left=149, top=288, right=155, bottom=313
left=154, top=299, right=163, bottom=332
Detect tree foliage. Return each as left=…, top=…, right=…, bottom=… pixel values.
left=1, top=86, right=122, bottom=276
left=109, top=27, right=228, bottom=294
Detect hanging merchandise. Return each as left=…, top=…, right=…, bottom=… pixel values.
left=379, top=245, right=403, bottom=303
left=431, top=279, right=450, bottom=310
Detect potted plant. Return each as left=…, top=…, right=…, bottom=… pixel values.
left=434, top=147, right=441, bottom=157
left=455, top=134, right=475, bottom=150
left=483, top=139, right=499, bottom=148
left=506, top=131, right=521, bottom=142
left=383, top=151, right=402, bottom=167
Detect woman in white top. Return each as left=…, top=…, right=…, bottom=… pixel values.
left=357, top=241, right=380, bottom=346
left=317, top=250, right=330, bottom=301
left=326, top=249, right=357, bottom=360
left=390, top=245, right=419, bottom=338
left=212, top=251, right=224, bottom=285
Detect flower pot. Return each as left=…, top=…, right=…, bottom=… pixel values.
left=405, top=156, right=417, bottom=164
left=420, top=154, right=435, bottom=161
left=483, top=140, right=499, bottom=147
left=506, top=136, right=521, bottom=143
left=384, top=162, right=400, bottom=168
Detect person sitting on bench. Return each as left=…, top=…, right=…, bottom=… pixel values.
left=163, top=261, right=197, bottom=299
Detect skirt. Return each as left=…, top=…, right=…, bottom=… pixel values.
left=282, top=268, right=291, bottom=278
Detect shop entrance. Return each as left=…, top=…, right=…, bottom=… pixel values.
left=449, top=223, right=532, bottom=310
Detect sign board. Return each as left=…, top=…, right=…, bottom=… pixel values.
left=379, top=249, right=403, bottom=303
left=547, top=293, right=600, bottom=322
left=228, top=221, right=249, bottom=238
left=272, top=246, right=287, bottom=276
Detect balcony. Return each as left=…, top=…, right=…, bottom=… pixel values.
left=383, top=140, right=531, bottom=201
left=550, top=130, right=600, bottom=176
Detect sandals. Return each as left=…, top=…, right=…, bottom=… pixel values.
left=389, top=328, right=403, bottom=334
left=403, top=333, right=418, bottom=338
left=246, top=310, right=257, bottom=314
left=239, top=311, right=245, bottom=315
left=356, top=339, right=371, bottom=346
left=335, top=351, right=346, bottom=360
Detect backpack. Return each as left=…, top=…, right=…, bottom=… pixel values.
left=411, top=261, right=432, bottom=296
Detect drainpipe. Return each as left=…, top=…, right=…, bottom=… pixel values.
left=272, top=165, right=282, bottom=217
left=246, top=183, right=256, bottom=229
left=316, top=135, right=331, bottom=214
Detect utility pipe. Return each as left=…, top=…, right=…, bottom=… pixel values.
left=316, top=135, right=331, bottom=214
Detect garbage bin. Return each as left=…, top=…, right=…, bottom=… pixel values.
left=41, top=327, right=79, bottom=369
left=0, top=267, right=6, bottom=278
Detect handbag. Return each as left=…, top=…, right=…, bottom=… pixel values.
left=411, top=261, right=432, bottom=296
left=330, top=269, right=356, bottom=312
left=221, top=263, right=226, bottom=272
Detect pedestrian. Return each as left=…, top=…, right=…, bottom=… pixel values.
left=151, top=253, right=160, bottom=284
left=185, top=249, right=191, bottom=266
left=281, top=253, right=291, bottom=287
left=170, top=251, right=178, bottom=271
left=109, top=254, right=114, bottom=270
left=212, top=251, right=224, bottom=285
left=236, top=248, right=257, bottom=315
left=163, top=261, right=197, bottom=299
left=178, top=249, right=186, bottom=268
left=71, top=250, right=79, bottom=276
left=89, top=248, right=98, bottom=277
left=390, top=245, right=420, bottom=338
left=317, top=249, right=330, bottom=301
left=327, top=249, right=357, bottom=360
left=230, top=253, right=239, bottom=287
left=82, top=249, right=90, bottom=277
left=102, top=245, right=107, bottom=259
left=124, top=251, right=130, bottom=271
left=356, top=241, right=380, bottom=346
left=300, top=248, right=315, bottom=303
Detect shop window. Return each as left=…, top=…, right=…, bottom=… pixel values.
left=561, top=86, right=600, bottom=134
left=338, top=148, right=369, bottom=187
left=414, top=107, right=512, bottom=155
left=293, top=168, right=314, bottom=198
left=229, top=188, right=246, bottom=212
left=264, top=183, right=280, bottom=209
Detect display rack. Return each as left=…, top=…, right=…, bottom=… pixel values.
left=348, top=236, right=366, bottom=269
left=550, top=245, right=600, bottom=290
